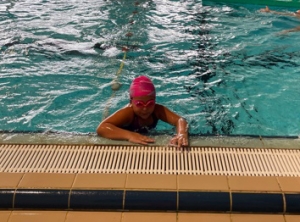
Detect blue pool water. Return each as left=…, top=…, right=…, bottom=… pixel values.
left=0, top=0, right=299, bottom=137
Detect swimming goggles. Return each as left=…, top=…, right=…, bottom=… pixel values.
left=132, top=99, right=155, bottom=108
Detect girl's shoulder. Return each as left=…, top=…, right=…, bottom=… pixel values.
left=117, top=104, right=134, bottom=116
left=154, top=103, right=168, bottom=110
left=153, top=103, right=182, bottom=125
left=153, top=103, right=169, bottom=118
left=104, top=104, right=135, bottom=126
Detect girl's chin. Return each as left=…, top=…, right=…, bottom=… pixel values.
left=139, top=113, right=151, bottom=119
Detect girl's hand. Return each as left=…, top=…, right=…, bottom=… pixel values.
left=169, top=133, right=188, bottom=149
left=128, top=132, right=155, bottom=145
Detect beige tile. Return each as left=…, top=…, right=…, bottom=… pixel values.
left=126, top=174, right=176, bottom=190
left=66, top=212, right=122, bottom=222
left=122, top=212, right=176, bottom=222
left=228, top=176, right=281, bottom=192
left=18, top=173, right=76, bottom=189
left=178, top=175, right=229, bottom=191
left=277, top=177, right=300, bottom=192
left=285, top=215, right=300, bottom=222
left=73, top=173, right=126, bottom=189
left=231, top=214, right=285, bottom=222
left=0, top=211, right=11, bottom=222
left=0, top=173, right=24, bottom=188
left=178, top=213, right=230, bottom=222
left=9, top=211, right=66, bottom=222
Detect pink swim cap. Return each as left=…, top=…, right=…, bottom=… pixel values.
left=129, top=76, right=156, bottom=98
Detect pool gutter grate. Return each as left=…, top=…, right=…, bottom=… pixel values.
left=0, top=144, right=300, bottom=176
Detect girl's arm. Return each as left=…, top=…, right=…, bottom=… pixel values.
left=260, top=6, right=295, bottom=16
left=97, top=107, right=154, bottom=145
left=155, top=104, right=189, bottom=148
left=280, top=26, right=300, bottom=34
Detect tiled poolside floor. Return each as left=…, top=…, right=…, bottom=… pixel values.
left=2, top=172, right=300, bottom=192
left=0, top=211, right=300, bottom=222
left=1, top=173, right=300, bottom=215
left=1, top=133, right=300, bottom=221
left=1, top=172, right=300, bottom=193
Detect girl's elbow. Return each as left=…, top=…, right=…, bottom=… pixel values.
left=178, top=117, right=188, bottom=125
left=96, top=123, right=105, bottom=136
left=97, top=123, right=115, bottom=137
left=96, top=127, right=102, bottom=136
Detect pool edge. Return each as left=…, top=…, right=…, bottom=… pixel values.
left=1, top=133, right=299, bottom=149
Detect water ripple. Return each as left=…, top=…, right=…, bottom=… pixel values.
left=1, top=0, right=299, bottom=136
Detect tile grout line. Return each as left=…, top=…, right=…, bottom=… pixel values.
left=282, top=192, right=287, bottom=215
left=4, top=211, right=13, bottom=222
left=12, top=173, right=26, bottom=209
left=120, top=212, right=124, bottom=222
left=226, top=176, right=233, bottom=212
left=12, top=188, right=16, bottom=210
left=176, top=174, right=179, bottom=212
left=64, top=211, right=70, bottom=222
left=276, top=176, right=286, bottom=214
left=68, top=173, right=78, bottom=209
left=122, top=174, right=128, bottom=210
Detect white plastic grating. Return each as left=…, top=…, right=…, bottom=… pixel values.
left=1, top=144, right=300, bottom=176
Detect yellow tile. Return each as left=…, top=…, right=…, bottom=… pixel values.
left=277, top=177, right=300, bottom=192
left=0, top=173, right=24, bottom=188
left=285, top=215, right=300, bottom=222
left=178, top=213, right=230, bottom=222
left=73, top=173, right=126, bottom=189
left=18, top=173, right=76, bottom=189
left=228, top=176, right=281, bottom=192
left=122, top=212, right=176, bottom=222
left=0, top=211, right=11, bottom=222
left=9, top=211, right=66, bottom=222
left=178, top=175, right=229, bottom=191
left=231, top=214, right=285, bottom=222
left=66, top=212, right=122, bottom=222
left=126, top=174, right=176, bottom=190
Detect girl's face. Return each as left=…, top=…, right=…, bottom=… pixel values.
left=131, top=95, right=156, bottom=119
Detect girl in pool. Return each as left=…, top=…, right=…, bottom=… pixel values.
left=97, top=75, right=189, bottom=148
